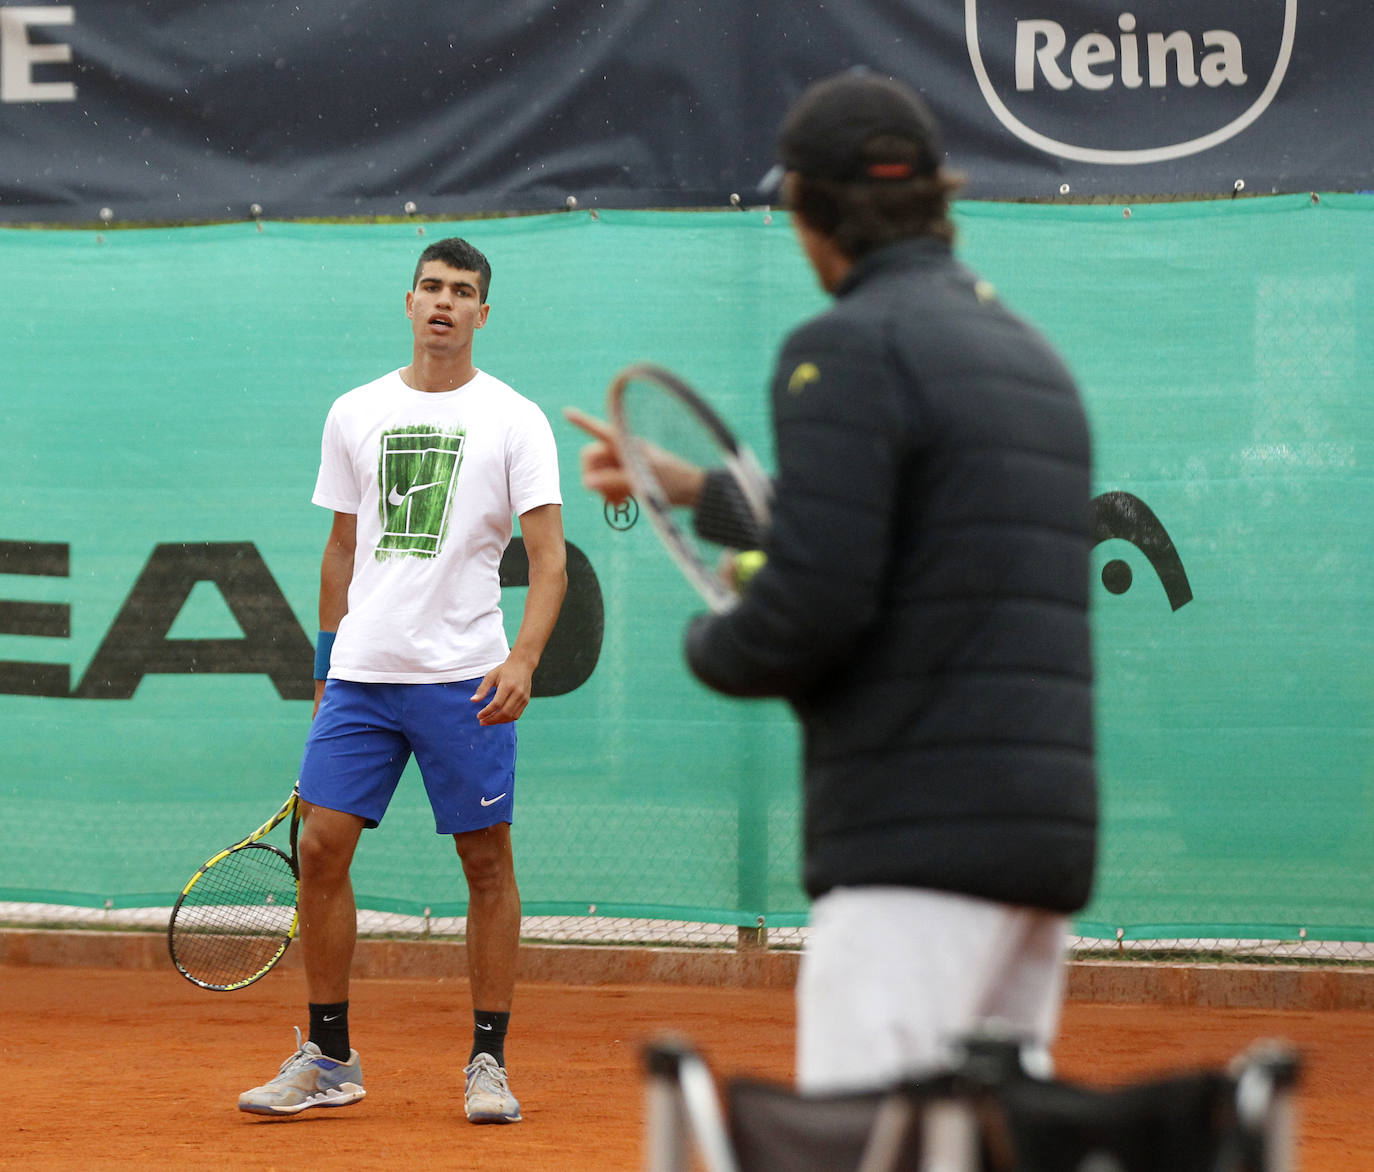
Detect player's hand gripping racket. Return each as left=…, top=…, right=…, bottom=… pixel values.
left=168, top=786, right=300, bottom=991
left=606, top=363, right=772, bottom=613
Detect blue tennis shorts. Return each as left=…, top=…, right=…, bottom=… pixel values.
left=298, top=678, right=516, bottom=834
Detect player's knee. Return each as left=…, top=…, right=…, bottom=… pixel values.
left=297, top=825, right=356, bottom=885
left=457, top=842, right=515, bottom=896
left=463, top=855, right=514, bottom=896
left=455, top=821, right=509, bottom=861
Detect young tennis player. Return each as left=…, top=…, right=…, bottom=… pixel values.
left=572, top=71, right=1097, bottom=1094
left=238, top=237, right=566, bottom=1122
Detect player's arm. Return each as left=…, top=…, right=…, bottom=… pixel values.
left=565, top=404, right=763, bottom=562
left=686, top=326, right=902, bottom=698
left=564, top=406, right=707, bottom=508
left=472, top=503, right=568, bottom=725
left=315, top=510, right=356, bottom=715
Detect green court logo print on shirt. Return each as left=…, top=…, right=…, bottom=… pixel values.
left=376, top=425, right=466, bottom=559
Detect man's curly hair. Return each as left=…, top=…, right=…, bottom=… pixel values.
left=787, top=135, right=963, bottom=259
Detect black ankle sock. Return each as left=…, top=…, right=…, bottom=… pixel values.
left=469, top=1009, right=510, bottom=1068
left=308, top=1001, right=351, bottom=1062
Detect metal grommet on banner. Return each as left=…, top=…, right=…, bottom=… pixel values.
left=250, top=202, right=264, bottom=232
left=404, top=201, right=424, bottom=235
left=565, top=194, right=599, bottom=221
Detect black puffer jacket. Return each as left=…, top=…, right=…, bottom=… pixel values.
left=686, top=237, right=1097, bottom=912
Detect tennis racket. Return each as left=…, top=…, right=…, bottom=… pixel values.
left=168, top=786, right=300, bottom=991
left=606, top=362, right=772, bottom=613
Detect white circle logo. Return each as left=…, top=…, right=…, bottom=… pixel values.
left=965, top=1, right=1298, bottom=164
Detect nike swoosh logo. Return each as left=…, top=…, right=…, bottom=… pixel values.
left=480, top=793, right=507, bottom=807
left=387, top=480, right=443, bottom=507
left=476, top=1023, right=493, bottom=1031
left=322, top=1013, right=342, bottom=1022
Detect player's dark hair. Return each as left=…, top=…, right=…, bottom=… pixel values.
left=413, top=237, right=492, bottom=302
left=787, top=135, right=963, bottom=259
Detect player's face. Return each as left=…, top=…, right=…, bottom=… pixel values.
left=406, top=261, right=489, bottom=352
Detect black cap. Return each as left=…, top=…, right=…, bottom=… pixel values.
left=760, top=70, right=942, bottom=198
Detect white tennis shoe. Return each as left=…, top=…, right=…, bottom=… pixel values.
left=464, top=1052, right=522, bottom=1123
left=238, top=1027, right=365, bottom=1115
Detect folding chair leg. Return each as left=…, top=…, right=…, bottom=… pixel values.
left=1231, top=1042, right=1302, bottom=1172
left=917, top=1099, right=983, bottom=1172
left=851, top=1095, right=984, bottom=1172
left=854, top=1095, right=918, bottom=1172
left=644, top=1068, right=691, bottom=1172
left=643, top=1037, right=740, bottom=1172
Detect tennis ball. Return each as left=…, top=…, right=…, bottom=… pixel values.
left=734, top=549, right=767, bottom=588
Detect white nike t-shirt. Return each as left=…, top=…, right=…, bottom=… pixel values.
left=312, top=368, right=562, bottom=682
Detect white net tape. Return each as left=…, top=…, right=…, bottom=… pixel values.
left=3, top=901, right=1373, bottom=963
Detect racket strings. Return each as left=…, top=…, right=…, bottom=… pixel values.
left=171, top=844, right=296, bottom=988
left=614, top=369, right=772, bottom=613
left=621, top=381, right=738, bottom=534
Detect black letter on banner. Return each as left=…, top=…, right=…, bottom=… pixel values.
left=0, top=539, right=72, bottom=697
left=500, top=538, right=603, bottom=696
left=74, top=542, right=314, bottom=700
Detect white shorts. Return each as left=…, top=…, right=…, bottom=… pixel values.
left=796, top=886, right=1069, bottom=1094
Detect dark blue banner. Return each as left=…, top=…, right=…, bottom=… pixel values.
left=1, top=1, right=1368, bottom=223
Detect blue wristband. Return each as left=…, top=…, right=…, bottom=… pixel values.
left=314, top=630, right=336, bottom=681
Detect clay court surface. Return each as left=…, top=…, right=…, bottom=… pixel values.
left=5, top=960, right=1372, bottom=1170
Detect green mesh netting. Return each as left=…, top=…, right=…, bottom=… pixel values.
left=2, top=197, right=1370, bottom=940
